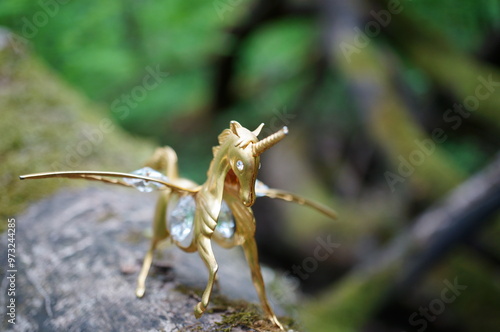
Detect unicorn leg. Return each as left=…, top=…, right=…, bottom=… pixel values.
left=136, top=190, right=169, bottom=298
left=136, top=238, right=158, bottom=297
left=194, top=235, right=218, bottom=318
left=242, top=238, right=284, bottom=330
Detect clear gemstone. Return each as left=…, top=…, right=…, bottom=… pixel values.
left=215, top=200, right=235, bottom=239
left=254, top=179, right=269, bottom=197
left=167, top=195, right=195, bottom=247
left=123, top=167, right=168, bottom=192
left=236, top=160, right=244, bottom=171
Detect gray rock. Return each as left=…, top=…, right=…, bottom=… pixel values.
left=0, top=187, right=289, bottom=331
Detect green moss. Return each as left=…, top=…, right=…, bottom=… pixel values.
left=216, top=310, right=262, bottom=332
left=215, top=303, right=296, bottom=332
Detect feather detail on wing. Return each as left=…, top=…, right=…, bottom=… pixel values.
left=255, top=180, right=337, bottom=220
left=19, top=171, right=199, bottom=195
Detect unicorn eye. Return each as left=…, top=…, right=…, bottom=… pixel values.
left=236, top=160, right=244, bottom=171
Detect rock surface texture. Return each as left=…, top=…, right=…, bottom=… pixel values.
left=1, top=187, right=289, bottom=331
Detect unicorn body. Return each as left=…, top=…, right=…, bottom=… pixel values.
left=137, top=121, right=286, bottom=328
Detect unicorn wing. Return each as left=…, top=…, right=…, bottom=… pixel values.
left=19, top=170, right=199, bottom=195
left=255, top=180, right=337, bottom=220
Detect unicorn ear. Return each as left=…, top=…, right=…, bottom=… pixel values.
left=230, top=121, right=242, bottom=135
left=252, top=123, right=265, bottom=137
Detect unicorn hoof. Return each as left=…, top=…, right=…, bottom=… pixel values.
left=194, top=302, right=206, bottom=318
left=269, top=315, right=284, bottom=330
left=135, top=286, right=145, bottom=298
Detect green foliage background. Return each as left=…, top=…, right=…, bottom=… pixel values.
left=0, top=2, right=494, bottom=128
left=1, top=1, right=500, bottom=331
left=2, top=0, right=499, bottom=182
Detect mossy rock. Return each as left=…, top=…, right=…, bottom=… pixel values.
left=0, top=30, right=155, bottom=227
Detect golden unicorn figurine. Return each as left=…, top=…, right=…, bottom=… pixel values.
left=20, top=121, right=337, bottom=330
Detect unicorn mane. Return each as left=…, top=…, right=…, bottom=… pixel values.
left=212, top=129, right=234, bottom=157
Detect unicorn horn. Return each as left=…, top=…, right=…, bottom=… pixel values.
left=252, top=126, right=288, bottom=156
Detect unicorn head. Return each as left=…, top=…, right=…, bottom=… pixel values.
left=221, top=121, right=288, bottom=207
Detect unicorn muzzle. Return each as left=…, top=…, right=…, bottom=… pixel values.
left=241, top=188, right=255, bottom=207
